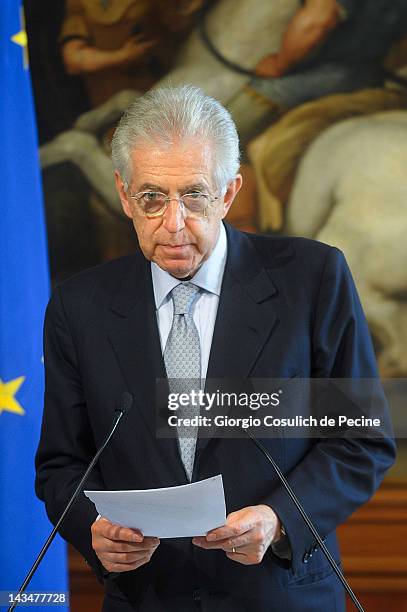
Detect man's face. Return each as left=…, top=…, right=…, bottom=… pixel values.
left=116, top=138, right=242, bottom=279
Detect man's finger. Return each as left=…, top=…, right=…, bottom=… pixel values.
left=101, top=550, right=154, bottom=564
left=99, top=535, right=160, bottom=548
left=98, top=538, right=159, bottom=554
left=206, top=517, right=255, bottom=542
left=193, top=530, right=254, bottom=550
left=111, top=526, right=143, bottom=542
left=98, top=521, right=144, bottom=543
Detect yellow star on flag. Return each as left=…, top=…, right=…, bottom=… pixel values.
left=11, top=7, right=28, bottom=69
left=11, top=29, right=27, bottom=49
left=0, top=376, right=26, bottom=416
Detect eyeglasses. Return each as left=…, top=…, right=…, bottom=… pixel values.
left=129, top=191, right=220, bottom=218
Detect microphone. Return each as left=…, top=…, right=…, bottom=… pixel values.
left=8, top=392, right=133, bottom=612
left=244, top=428, right=365, bottom=612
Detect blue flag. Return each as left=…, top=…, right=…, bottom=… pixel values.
left=0, top=1, right=68, bottom=609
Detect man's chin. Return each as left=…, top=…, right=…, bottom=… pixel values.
left=166, top=263, right=196, bottom=279
left=151, top=254, right=193, bottom=277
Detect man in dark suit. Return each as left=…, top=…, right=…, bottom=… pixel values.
left=35, top=85, right=395, bottom=611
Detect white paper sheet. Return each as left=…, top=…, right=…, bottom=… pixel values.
left=84, top=474, right=226, bottom=538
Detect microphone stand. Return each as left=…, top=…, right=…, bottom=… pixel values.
left=245, top=428, right=365, bottom=612
left=8, top=396, right=131, bottom=612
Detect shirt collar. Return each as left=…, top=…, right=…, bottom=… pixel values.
left=151, top=222, right=227, bottom=309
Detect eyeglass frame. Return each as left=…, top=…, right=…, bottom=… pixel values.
left=128, top=189, right=223, bottom=219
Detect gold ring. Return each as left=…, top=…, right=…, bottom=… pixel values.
left=232, top=547, right=236, bottom=554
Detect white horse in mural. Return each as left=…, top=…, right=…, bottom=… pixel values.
left=286, top=110, right=407, bottom=376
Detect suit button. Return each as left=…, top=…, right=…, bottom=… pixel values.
left=303, top=552, right=310, bottom=563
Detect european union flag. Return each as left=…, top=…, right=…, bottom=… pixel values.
left=0, top=1, right=68, bottom=608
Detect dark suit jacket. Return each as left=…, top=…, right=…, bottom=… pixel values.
left=35, top=223, right=395, bottom=612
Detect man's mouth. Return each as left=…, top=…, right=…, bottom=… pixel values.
left=160, top=244, right=192, bottom=255
left=162, top=243, right=191, bottom=249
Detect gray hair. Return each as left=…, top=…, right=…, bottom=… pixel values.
left=111, top=85, right=240, bottom=190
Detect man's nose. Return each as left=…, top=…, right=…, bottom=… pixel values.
left=162, top=199, right=186, bottom=232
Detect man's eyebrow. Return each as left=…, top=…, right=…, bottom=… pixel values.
left=180, top=183, right=208, bottom=193
left=137, top=183, right=165, bottom=192
left=136, top=182, right=209, bottom=193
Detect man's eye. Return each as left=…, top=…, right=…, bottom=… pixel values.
left=143, top=192, right=161, bottom=201
left=186, top=192, right=203, bottom=199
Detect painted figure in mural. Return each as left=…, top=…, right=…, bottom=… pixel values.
left=57, top=0, right=299, bottom=127
left=60, top=0, right=206, bottom=105
left=228, top=0, right=407, bottom=144
left=251, top=0, right=407, bottom=107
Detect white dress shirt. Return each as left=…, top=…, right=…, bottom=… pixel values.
left=151, top=223, right=227, bottom=376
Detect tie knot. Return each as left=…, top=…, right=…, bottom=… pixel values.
left=171, top=282, right=200, bottom=315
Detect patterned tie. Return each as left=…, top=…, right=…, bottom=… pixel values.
left=164, top=282, right=201, bottom=480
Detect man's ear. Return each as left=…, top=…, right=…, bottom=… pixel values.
left=115, top=171, right=132, bottom=219
left=221, top=173, right=243, bottom=219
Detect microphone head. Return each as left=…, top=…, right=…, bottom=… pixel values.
left=116, top=391, right=133, bottom=415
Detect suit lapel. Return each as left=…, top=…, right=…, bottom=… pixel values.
left=107, top=253, right=187, bottom=483
left=194, top=224, right=279, bottom=462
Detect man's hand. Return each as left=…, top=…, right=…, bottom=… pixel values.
left=192, top=505, right=282, bottom=565
left=91, top=517, right=160, bottom=573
